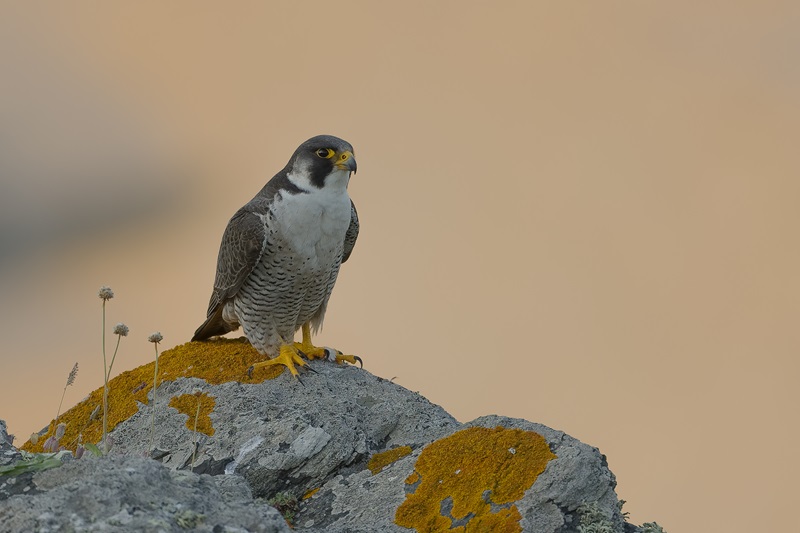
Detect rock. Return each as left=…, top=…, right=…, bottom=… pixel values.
left=297, top=416, right=627, bottom=532
left=4, top=339, right=664, bottom=532
left=0, top=455, right=289, bottom=533
left=0, top=420, right=20, bottom=468
left=0, top=418, right=37, bottom=500
left=109, top=358, right=458, bottom=502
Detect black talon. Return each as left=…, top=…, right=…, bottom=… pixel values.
left=247, top=365, right=255, bottom=379
left=353, top=355, right=363, bottom=368
left=296, top=349, right=309, bottom=359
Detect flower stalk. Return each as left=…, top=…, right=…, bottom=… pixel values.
left=148, top=332, right=163, bottom=453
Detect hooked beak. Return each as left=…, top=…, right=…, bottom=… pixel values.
left=335, top=150, right=357, bottom=173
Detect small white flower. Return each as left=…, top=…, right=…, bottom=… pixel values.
left=148, top=332, right=163, bottom=343
left=113, top=323, right=129, bottom=336
left=98, top=286, right=114, bottom=300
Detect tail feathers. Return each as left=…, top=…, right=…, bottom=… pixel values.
left=191, top=307, right=235, bottom=341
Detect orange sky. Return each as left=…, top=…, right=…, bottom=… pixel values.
left=1, top=2, right=799, bottom=531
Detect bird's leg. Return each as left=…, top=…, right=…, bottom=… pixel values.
left=249, top=343, right=308, bottom=378
left=294, top=323, right=363, bottom=367
left=294, top=323, right=325, bottom=359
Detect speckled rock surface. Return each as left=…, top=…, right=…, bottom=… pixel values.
left=109, top=358, right=459, bottom=500
left=0, top=455, right=290, bottom=533
left=4, top=339, right=663, bottom=532
left=296, top=416, right=629, bottom=532
left=467, top=416, right=627, bottom=533
left=0, top=419, right=32, bottom=501
left=0, top=421, right=19, bottom=468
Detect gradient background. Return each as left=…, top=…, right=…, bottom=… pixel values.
left=1, top=2, right=798, bottom=531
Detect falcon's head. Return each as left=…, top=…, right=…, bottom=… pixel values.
left=287, top=135, right=357, bottom=190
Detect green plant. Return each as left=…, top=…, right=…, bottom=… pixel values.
left=268, top=492, right=299, bottom=525
left=0, top=451, right=68, bottom=476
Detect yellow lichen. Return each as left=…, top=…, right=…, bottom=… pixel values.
left=302, top=487, right=320, bottom=500
left=168, top=392, right=216, bottom=436
left=367, top=445, right=413, bottom=474
left=21, top=338, right=282, bottom=452
left=395, top=426, right=556, bottom=532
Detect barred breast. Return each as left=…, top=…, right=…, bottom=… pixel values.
left=231, top=188, right=350, bottom=357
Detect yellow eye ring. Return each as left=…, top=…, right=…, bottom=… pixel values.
left=315, top=148, right=335, bottom=159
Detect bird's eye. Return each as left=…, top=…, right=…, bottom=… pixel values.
left=315, top=148, right=335, bottom=159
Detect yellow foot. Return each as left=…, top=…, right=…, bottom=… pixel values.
left=294, top=323, right=363, bottom=367
left=248, top=344, right=307, bottom=378
left=293, top=341, right=363, bottom=368
left=334, top=352, right=363, bottom=367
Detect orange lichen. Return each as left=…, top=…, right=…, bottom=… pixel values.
left=168, top=392, right=216, bottom=436
left=395, top=426, right=556, bottom=533
left=367, top=445, right=413, bottom=474
left=21, top=338, right=282, bottom=452
left=302, top=487, right=320, bottom=500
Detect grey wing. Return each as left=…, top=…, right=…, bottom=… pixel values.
left=206, top=209, right=266, bottom=316
left=193, top=208, right=266, bottom=342
left=342, top=200, right=359, bottom=264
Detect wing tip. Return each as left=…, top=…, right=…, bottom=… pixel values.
left=192, top=307, right=231, bottom=342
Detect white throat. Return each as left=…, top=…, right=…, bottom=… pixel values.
left=272, top=168, right=353, bottom=263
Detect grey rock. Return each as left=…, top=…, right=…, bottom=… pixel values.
left=0, top=420, right=20, bottom=466
left=295, top=415, right=629, bottom=532
left=0, top=419, right=35, bottom=501
left=0, top=455, right=290, bottom=533
left=0, top=350, right=663, bottom=532
left=110, top=361, right=459, bottom=500
left=467, top=415, right=626, bottom=533
left=0, top=420, right=20, bottom=468
left=299, top=452, right=415, bottom=532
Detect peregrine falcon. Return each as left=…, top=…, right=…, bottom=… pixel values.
left=192, top=135, right=361, bottom=377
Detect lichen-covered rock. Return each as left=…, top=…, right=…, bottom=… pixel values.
left=297, top=417, right=628, bottom=532
left=9, top=339, right=662, bottom=532
left=0, top=455, right=290, bottom=533
left=103, top=341, right=458, bottom=500
left=467, top=416, right=627, bottom=533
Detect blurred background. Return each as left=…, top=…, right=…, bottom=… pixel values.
left=1, top=2, right=798, bottom=531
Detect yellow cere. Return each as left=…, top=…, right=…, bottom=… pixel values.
left=21, top=338, right=283, bottom=453
left=168, top=392, right=216, bottom=436
left=394, top=426, right=557, bottom=532
left=367, top=445, right=413, bottom=474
